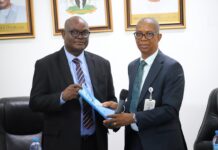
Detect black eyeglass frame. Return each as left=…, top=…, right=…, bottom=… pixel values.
left=67, top=30, right=90, bottom=38
left=134, top=31, right=159, bottom=40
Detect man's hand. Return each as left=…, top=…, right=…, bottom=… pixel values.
left=102, top=101, right=118, bottom=109
left=103, top=113, right=135, bottom=128
left=62, top=84, right=82, bottom=101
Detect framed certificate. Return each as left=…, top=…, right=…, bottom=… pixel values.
left=0, top=0, right=34, bottom=40
left=51, top=0, right=113, bottom=35
left=125, top=0, right=186, bottom=30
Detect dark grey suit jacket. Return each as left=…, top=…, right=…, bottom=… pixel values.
left=125, top=51, right=187, bottom=150
left=29, top=47, right=116, bottom=150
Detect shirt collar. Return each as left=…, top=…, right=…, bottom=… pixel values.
left=140, top=49, right=159, bottom=66
left=64, top=46, right=85, bottom=64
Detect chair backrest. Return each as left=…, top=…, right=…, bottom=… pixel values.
left=0, top=97, right=43, bottom=150
left=194, top=88, right=218, bottom=150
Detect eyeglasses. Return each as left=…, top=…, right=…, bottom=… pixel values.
left=134, top=32, right=158, bottom=40
left=68, top=30, right=90, bottom=38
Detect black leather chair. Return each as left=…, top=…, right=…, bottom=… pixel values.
left=194, top=88, right=218, bottom=150
left=0, top=97, right=44, bottom=150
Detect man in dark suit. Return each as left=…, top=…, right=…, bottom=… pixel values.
left=103, top=18, right=187, bottom=150
left=29, top=16, right=116, bottom=150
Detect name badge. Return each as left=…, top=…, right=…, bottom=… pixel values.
left=144, top=99, right=155, bottom=111
left=143, top=87, right=156, bottom=111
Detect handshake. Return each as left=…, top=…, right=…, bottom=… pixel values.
left=79, top=86, right=136, bottom=128
left=103, top=89, right=129, bottom=114
left=102, top=89, right=136, bottom=128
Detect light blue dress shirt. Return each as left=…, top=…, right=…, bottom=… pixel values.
left=60, top=47, right=96, bottom=136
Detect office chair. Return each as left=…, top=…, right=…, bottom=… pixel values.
left=194, top=88, right=218, bottom=150
left=0, top=97, right=43, bottom=150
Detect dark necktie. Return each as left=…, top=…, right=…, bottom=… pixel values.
left=73, top=58, right=94, bottom=129
left=130, top=60, right=147, bottom=112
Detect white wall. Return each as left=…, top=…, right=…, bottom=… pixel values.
left=1, top=0, right=218, bottom=149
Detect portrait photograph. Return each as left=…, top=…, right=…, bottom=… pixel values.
left=52, top=0, right=113, bottom=34
left=125, top=0, right=185, bottom=30
left=0, top=0, right=34, bottom=39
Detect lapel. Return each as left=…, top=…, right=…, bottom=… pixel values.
left=137, top=51, right=164, bottom=107
left=84, top=52, right=98, bottom=94
left=58, top=47, right=74, bottom=85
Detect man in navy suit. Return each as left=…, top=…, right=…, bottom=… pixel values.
left=29, top=16, right=116, bottom=150
left=103, top=18, right=187, bottom=150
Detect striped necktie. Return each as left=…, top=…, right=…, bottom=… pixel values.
left=73, top=58, right=94, bottom=129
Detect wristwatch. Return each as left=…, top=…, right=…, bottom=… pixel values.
left=132, top=113, right=137, bottom=123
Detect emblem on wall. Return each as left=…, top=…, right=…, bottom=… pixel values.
left=65, top=0, right=97, bottom=14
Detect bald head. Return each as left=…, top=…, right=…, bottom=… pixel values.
left=134, top=17, right=162, bottom=59
left=64, top=16, right=89, bottom=31
left=136, top=18, right=160, bottom=33
left=62, top=16, right=90, bottom=56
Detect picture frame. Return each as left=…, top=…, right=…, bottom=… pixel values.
left=0, top=0, right=34, bottom=40
left=124, top=0, right=186, bottom=30
left=51, top=0, right=113, bottom=35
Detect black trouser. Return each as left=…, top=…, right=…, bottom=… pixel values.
left=125, top=128, right=143, bottom=150
left=81, top=134, right=97, bottom=150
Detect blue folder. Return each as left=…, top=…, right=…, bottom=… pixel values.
left=78, top=84, right=115, bottom=119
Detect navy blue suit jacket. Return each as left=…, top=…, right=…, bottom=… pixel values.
left=125, top=51, right=187, bottom=150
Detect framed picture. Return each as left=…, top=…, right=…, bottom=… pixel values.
left=0, top=0, right=34, bottom=40
left=51, top=0, right=113, bottom=35
left=125, top=0, right=185, bottom=30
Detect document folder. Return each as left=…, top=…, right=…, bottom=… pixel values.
left=78, top=84, right=115, bottom=119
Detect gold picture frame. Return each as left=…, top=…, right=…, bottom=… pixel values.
left=0, top=0, right=34, bottom=40
left=125, top=0, right=186, bottom=30
left=51, top=0, right=113, bottom=35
